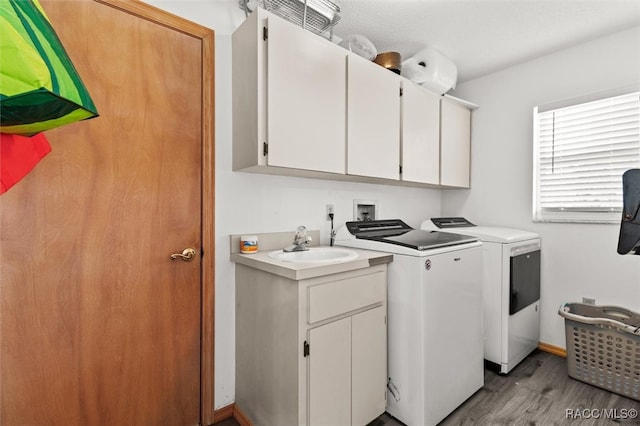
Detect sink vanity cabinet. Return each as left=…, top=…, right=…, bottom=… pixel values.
left=232, top=7, right=474, bottom=188
left=232, top=245, right=390, bottom=426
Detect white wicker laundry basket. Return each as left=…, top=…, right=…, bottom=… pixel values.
left=559, top=303, right=640, bottom=401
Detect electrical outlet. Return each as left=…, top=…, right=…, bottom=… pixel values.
left=326, top=204, right=334, bottom=220
left=582, top=297, right=596, bottom=305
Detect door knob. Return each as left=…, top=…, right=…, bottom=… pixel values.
left=170, top=248, right=197, bottom=261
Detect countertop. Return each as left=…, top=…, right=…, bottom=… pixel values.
left=230, top=247, right=393, bottom=281
left=229, top=230, right=392, bottom=280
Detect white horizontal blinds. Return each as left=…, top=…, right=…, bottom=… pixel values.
left=537, top=92, right=640, bottom=215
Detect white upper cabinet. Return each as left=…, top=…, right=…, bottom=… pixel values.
left=267, top=14, right=347, bottom=174
left=401, top=80, right=440, bottom=185
left=440, top=96, right=472, bottom=188
left=232, top=8, right=346, bottom=175
left=346, top=54, right=400, bottom=180
left=232, top=8, right=474, bottom=188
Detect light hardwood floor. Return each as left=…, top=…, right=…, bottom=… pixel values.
left=217, top=350, right=640, bottom=425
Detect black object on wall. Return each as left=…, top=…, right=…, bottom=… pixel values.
left=617, top=169, right=640, bottom=255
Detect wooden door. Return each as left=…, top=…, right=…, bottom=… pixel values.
left=0, top=1, right=215, bottom=425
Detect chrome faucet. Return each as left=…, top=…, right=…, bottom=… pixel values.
left=283, top=226, right=312, bottom=252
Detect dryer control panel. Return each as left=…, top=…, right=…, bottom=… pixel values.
left=430, top=217, right=476, bottom=228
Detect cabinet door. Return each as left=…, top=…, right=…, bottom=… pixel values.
left=440, top=97, right=471, bottom=187
left=347, top=54, right=400, bottom=180
left=267, top=15, right=346, bottom=174
left=308, top=318, right=352, bottom=426
left=352, top=306, right=387, bottom=426
left=401, top=82, right=440, bottom=184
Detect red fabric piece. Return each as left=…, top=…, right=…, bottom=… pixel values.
left=0, top=132, right=52, bottom=194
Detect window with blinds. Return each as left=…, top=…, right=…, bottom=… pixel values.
left=533, top=91, right=640, bottom=223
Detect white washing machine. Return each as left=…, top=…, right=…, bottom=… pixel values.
left=422, top=217, right=541, bottom=374
left=335, top=219, right=484, bottom=426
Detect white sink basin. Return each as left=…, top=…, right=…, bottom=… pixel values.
left=268, top=247, right=358, bottom=263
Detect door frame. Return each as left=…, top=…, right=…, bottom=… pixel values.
left=95, top=1, right=216, bottom=423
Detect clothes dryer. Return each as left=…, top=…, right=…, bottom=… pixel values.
left=422, top=217, right=541, bottom=374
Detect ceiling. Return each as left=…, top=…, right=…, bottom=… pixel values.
left=327, top=0, right=640, bottom=83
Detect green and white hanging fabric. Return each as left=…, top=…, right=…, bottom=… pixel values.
left=0, top=0, right=98, bottom=136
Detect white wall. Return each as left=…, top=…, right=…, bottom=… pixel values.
left=446, top=26, right=640, bottom=350
left=144, top=0, right=441, bottom=409
left=143, top=0, right=640, bottom=410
